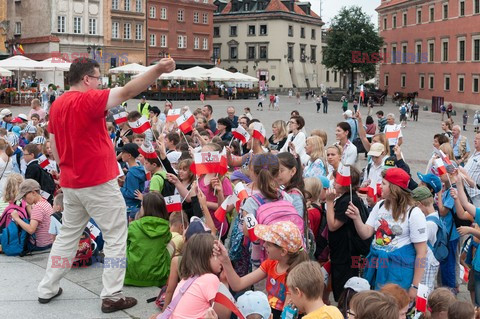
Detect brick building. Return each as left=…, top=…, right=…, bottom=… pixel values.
left=146, top=0, right=216, bottom=67
left=377, top=0, right=480, bottom=108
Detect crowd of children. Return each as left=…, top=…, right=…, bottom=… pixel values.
left=3, top=86, right=480, bottom=319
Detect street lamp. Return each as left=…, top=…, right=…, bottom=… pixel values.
left=87, top=44, right=102, bottom=60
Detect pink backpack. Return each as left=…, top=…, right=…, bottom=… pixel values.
left=252, top=191, right=304, bottom=234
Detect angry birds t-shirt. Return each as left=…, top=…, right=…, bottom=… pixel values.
left=366, top=201, right=427, bottom=252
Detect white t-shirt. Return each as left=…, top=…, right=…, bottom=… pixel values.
left=340, top=140, right=357, bottom=166
left=425, top=212, right=440, bottom=266
left=366, top=201, right=427, bottom=252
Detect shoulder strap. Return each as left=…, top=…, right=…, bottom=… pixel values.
left=251, top=193, right=266, bottom=206
left=366, top=163, right=372, bottom=177
left=158, top=276, right=199, bottom=319
left=52, top=212, right=63, bottom=223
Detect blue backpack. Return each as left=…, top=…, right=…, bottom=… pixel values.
left=1, top=217, right=29, bottom=256
left=426, top=215, right=449, bottom=263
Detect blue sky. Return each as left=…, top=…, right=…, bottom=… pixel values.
left=309, top=0, right=379, bottom=26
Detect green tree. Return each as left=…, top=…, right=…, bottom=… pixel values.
left=322, top=6, right=383, bottom=93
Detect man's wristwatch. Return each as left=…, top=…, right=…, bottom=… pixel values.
left=411, top=284, right=418, bottom=290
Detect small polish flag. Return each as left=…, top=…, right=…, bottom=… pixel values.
left=214, top=283, right=245, bottom=319
left=434, top=158, right=447, bottom=176
left=40, top=190, right=50, bottom=200
left=138, top=142, right=157, bottom=159
left=145, top=170, right=151, bottom=181
left=214, top=195, right=236, bottom=222
left=251, top=122, right=266, bottom=144
left=86, top=222, right=101, bottom=241
left=367, top=179, right=380, bottom=202
left=232, top=126, right=251, bottom=144
left=128, top=116, right=151, bottom=134
left=164, top=195, right=182, bottom=213
left=190, top=151, right=222, bottom=175
left=335, top=163, right=351, bottom=187
left=234, top=182, right=249, bottom=211
left=244, top=213, right=258, bottom=242
left=38, top=154, right=50, bottom=169
left=460, top=264, right=470, bottom=283
left=415, top=283, right=429, bottom=312
left=219, top=147, right=228, bottom=175
left=438, top=150, right=456, bottom=173
left=113, top=112, right=128, bottom=125
left=175, top=111, right=195, bottom=133
left=385, top=128, right=400, bottom=145
left=166, top=108, right=181, bottom=122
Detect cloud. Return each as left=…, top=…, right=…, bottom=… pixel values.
left=309, top=0, right=379, bottom=26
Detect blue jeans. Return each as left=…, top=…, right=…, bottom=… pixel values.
left=474, top=270, right=480, bottom=306
left=439, top=238, right=459, bottom=288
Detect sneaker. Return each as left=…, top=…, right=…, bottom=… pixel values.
left=38, top=288, right=63, bottom=304
left=101, top=297, right=137, bottom=313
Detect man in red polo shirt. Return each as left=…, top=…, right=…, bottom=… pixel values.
left=37, top=57, right=175, bottom=313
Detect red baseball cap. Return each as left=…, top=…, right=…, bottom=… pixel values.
left=11, top=117, right=23, bottom=124
left=384, top=168, right=411, bottom=192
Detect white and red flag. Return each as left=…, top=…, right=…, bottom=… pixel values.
left=415, top=283, right=430, bottom=313
left=190, top=151, right=222, bottom=175
left=214, top=283, right=245, bottom=319
left=176, top=111, right=195, bottom=133
left=38, top=154, right=50, bottom=169
left=434, top=158, right=447, bottom=176
left=86, top=222, right=101, bottom=241
left=233, top=182, right=249, bottom=211
left=244, top=213, right=258, bottom=242
left=166, top=108, right=181, bottom=122
left=335, top=163, right=351, bottom=187
left=367, top=179, right=381, bottom=202
left=113, top=112, right=128, bottom=125
left=164, top=195, right=182, bottom=213
left=219, top=147, right=228, bottom=175
left=214, top=195, right=236, bottom=222
left=129, top=116, right=151, bottom=134
left=251, top=122, right=266, bottom=144
left=232, top=126, right=251, bottom=144
left=138, top=142, right=157, bottom=159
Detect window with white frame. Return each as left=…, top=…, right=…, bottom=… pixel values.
left=135, top=24, right=143, bottom=40
left=417, top=8, right=422, bottom=23
left=401, top=74, right=406, bottom=87
left=178, top=35, right=187, bottom=48
left=204, top=0, right=209, bottom=3
left=160, top=34, right=167, bottom=47
left=73, top=17, right=82, bottom=34
left=428, top=40, right=435, bottom=62
left=392, top=45, right=397, bottom=63
left=193, top=12, right=199, bottom=23
left=443, top=3, right=448, bottom=19
left=125, top=0, right=130, bottom=11
left=124, top=23, right=131, bottom=39
left=383, top=17, right=387, bottom=30
left=458, top=75, right=465, bottom=92
left=57, top=16, right=66, bottom=33
left=402, top=44, right=407, bottom=63
left=473, top=75, right=479, bottom=93
left=473, top=37, right=480, bottom=61
left=460, top=0, right=465, bottom=16
left=419, top=74, right=425, bottom=89
left=178, top=9, right=184, bottom=21
left=89, top=18, right=97, bottom=35
left=403, top=12, right=407, bottom=26
left=444, top=74, right=450, bottom=90
left=392, top=14, right=397, bottom=28
left=429, top=6, right=434, bottom=21
left=203, top=13, right=208, bottom=24
left=14, top=22, right=21, bottom=35
left=203, top=38, right=208, bottom=50
left=194, top=37, right=200, bottom=49
left=161, top=8, right=167, bottom=19
left=441, top=39, right=449, bottom=62
left=150, top=6, right=156, bottom=18
left=458, top=37, right=466, bottom=61
left=112, top=0, right=119, bottom=10
left=475, top=0, right=480, bottom=14
left=112, top=22, right=119, bottom=38
left=150, top=34, right=156, bottom=47
left=136, top=0, right=142, bottom=12
left=429, top=75, right=435, bottom=89
left=416, top=42, right=422, bottom=62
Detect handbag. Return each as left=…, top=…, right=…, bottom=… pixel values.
left=157, top=276, right=199, bottom=319
left=352, top=120, right=366, bottom=153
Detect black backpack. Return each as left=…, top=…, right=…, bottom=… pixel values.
left=153, top=172, right=176, bottom=197
left=38, top=168, right=56, bottom=204
left=49, top=94, right=56, bottom=103
left=313, top=203, right=330, bottom=263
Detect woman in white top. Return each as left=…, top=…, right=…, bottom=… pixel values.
left=280, top=115, right=308, bottom=165
left=0, top=138, right=14, bottom=198
left=336, top=122, right=357, bottom=166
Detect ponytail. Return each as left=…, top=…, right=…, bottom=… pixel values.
left=286, top=249, right=309, bottom=274
left=277, top=152, right=305, bottom=194
left=251, top=153, right=279, bottom=200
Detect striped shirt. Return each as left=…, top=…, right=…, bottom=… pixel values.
left=30, top=199, right=54, bottom=248
left=464, top=151, right=480, bottom=198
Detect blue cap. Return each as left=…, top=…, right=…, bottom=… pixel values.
left=417, top=172, right=442, bottom=194
left=237, top=291, right=271, bottom=319
left=319, top=176, right=331, bottom=189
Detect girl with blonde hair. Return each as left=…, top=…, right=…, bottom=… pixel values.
left=304, top=135, right=327, bottom=178
left=268, top=120, right=288, bottom=154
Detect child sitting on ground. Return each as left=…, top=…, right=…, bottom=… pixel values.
left=168, top=211, right=189, bottom=257
left=286, top=261, right=343, bottom=319
left=125, top=192, right=172, bottom=287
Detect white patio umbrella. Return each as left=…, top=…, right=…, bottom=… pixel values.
left=234, top=72, right=259, bottom=82
left=0, top=55, right=52, bottom=71
left=0, top=67, right=12, bottom=77
left=183, top=66, right=210, bottom=80
left=202, top=67, right=237, bottom=81
left=109, top=63, right=148, bottom=74
left=39, top=58, right=71, bottom=72
left=159, top=69, right=203, bottom=81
